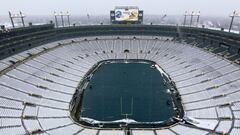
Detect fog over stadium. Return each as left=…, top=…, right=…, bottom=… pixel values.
left=1, top=0, right=240, bottom=16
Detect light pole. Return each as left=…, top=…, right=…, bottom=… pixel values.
left=190, top=11, right=200, bottom=27
left=196, top=11, right=201, bottom=26
left=190, top=11, right=194, bottom=26
left=229, top=10, right=240, bottom=32
left=183, top=11, right=191, bottom=26
left=54, top=11, right=71, bottom=27
left=8, top=11, right=26, bottom=28
left=183, top=11, right=200, bottom=27
left=19, top=11, right=25, bottom=27
left=8, top=11, right=14, bottom=28
left=54, top=11, right=59, bottom=28
left=60, top=12, right=64, bottom=27
left=66, top=12, right=70, bottom=26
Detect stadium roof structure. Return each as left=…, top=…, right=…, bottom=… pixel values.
left=0, top=24, right=240, bottom=135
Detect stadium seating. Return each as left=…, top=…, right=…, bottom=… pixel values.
left=0, top=36, right=239, bottom=135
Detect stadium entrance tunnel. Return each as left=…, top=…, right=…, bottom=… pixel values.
left=70, top=59, right=184, bottom=129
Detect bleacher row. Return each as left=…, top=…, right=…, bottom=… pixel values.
left=0, top=35, right=239, bottom=135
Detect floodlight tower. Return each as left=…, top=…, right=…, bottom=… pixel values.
left=54, top=11, right=59, bottom=27
left=60, top=12, right=64, bottom=27
left=8, top=12, right=15, bottom=28
left=19, top=12, right=25, bottom=27
left=66, top=11, right=70, bottom=27
left=183, top=11, right=191, bottom=26
left=54, top=11, right=71, bottom=27
left=8, top=11, right=26, bottom=28
left=190, top=11, right=200, bottom=27
left=229, top=10, right=240, bottom=32
left=196, top=11, right=201, bottom=26
left=189, top=11, right=194, bottom=26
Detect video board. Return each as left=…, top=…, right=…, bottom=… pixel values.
left=115, top=8, right=139, bottom=21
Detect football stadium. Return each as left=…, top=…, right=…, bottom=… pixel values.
left=1, top=2, right=240, bottom=135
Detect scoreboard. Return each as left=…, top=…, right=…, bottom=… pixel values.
left=110, top=6, right=143, bottom=24
left=115, top=8, right=139, bottom=21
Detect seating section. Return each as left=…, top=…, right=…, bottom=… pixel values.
left=185, top=38, right=240, bottom=65
left=0, top=24, right=56, bottom=60
left=0, top=36, right=239, bottom=135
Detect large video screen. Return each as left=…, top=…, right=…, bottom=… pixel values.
left=115, top=8, right=139, bottom=21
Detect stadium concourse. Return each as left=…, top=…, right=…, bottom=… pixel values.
left=0, top=35, right=240, bottom=135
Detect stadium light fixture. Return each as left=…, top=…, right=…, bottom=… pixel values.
left=66, top=11, right=71, bottom=27
left=229, top=10, right=240, bottom=32
left=183, top=11, right=189, bottom=25
left=19, top=12, right=25, bottom=27
left=183, top=11, right=191, bottom=26
left=190, top=11, right=200, bottom=27
left=60, top=12, right=64, bottom=27
left=8, top=11, right=26, bottom=28
left=54, top=11, right=71, bottom=27
left=196, top=11, right=201, bottom=26
left=189, top=11, right=194, bottom=26
left=183, top=11, right=200, bottom=27
left=54, top=11, right=59, bottom=27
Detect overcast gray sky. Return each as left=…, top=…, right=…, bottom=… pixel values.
left=1, top=0, right=240, bottom=16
